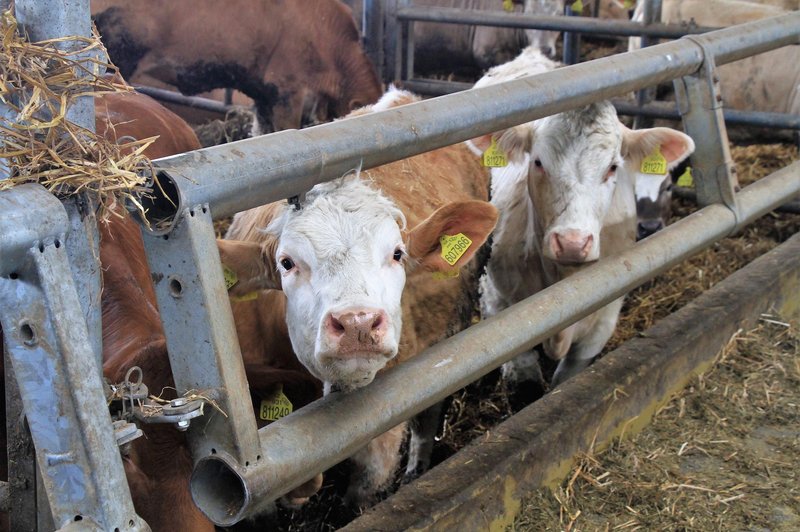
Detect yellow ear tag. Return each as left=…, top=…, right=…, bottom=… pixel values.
left=624, top=0, right=635, bottom=8
left=676, top=166, right=694, bottom=188
left=259, top=385, right=293, bottom=422
left=433, top=269, right=460, bottom=281
left=440, top=233, right=472, bottom=266
left=640, top=147, right=668, bottom=175
left=503, top=0, right=514, bottom=11
left=571, top=0, right=584, bottom=13
left=222, top=264, right=239, bottom=290
left=482, top=138, right=508, bottom=168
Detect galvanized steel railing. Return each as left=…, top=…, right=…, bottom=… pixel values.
left=0, top=4, right=799, bottom=531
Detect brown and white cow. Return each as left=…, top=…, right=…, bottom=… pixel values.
left=219, top=87, right=497, bottom=504
left=92, top=0, right=382, bottom=134
left=471, top=48, right=694, bottom=385
left=96, top=89, right=321, bottom=529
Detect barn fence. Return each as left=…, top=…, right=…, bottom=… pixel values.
left=0, top=0, right=799, bottom=529
left=363, top=0, right=800, bottom=132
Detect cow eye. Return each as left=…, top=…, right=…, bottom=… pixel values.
left=392, top=248, right=404, bottom=262
left=533, top=159, right=543, bottom=168
left=604, top=164, right=618, bottom=182
left=279, top=257, right=295, bottom=270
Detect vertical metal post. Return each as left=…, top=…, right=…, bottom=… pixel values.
left=14, top=0, right=103, bottom=370
left=0, top=186, right=149, bottom=531
left=405, top=19, right=415, bottom=81
left=384, top=0, right=399, bottom=83
left=633, top=0, right=662, bottom=128
left=141, top=207, right=261, bottom=469
left=674, top=38, right=738, bottom=212
left=363, top=0, right=385, bottom=80
left=562, top=3, right=582, bottom=65
left=224, top=88, right=234, bottom=106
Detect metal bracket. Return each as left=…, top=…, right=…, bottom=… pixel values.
left=674, top=35, right=740, bottom=227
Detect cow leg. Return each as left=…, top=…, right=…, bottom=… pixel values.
left=404, top=401, right=444, bottom=481
left=346, top=422, right=407, bottom=508
left=551, top=297, right=624, bottom=386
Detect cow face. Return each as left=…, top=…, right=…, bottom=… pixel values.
left=634, top=172, right=673, bottom=240
left=524, top=0, right=565, bottom=57
left=219, top=177, right=497, bottom=390
left=470, top=103, right=694, bottom=265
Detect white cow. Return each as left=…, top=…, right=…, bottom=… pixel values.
left=630, top=0, right=798, bottom=237
left=220, top=88, right=498, bottom=504
left=471, top=47, right=695, bottom=385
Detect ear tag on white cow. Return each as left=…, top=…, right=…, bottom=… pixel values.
left=640, top=147, right=668, bottom=175
left=503, top=0, right=514, bottom=11
left=432, top=269, right=460, bottom=281
left=222, top=264, right=239, bottom=290
left=624, top=0, right=635, bottom=8
left=440, top=233, right=472, bottom=266
left=571, top=0, right=584, bottom=13
left=676, top=166, right=694, bottom=188
left=259, top=385, right=293, bottom=422
left=482, top=138, right=508, bottom=168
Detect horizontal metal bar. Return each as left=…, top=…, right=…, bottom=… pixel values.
left=674, top=186, right=800, bottom=214
left=401, top=79, right=800, bottom=130
left=397, top=6, right=713, bottom=39
left=133, top=85, right=234, bottom=115
left=144, top=14, right=800, bottom=228
left=189, top=162, right=799, bottom=525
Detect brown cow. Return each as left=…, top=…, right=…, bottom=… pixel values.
left=91, top=0, right=383, bottom=134
left=219, top=87, right=497, bottom=505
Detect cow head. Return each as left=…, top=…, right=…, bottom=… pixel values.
left=469, top=102, right=694, bottom=264
left=524, top=0, right=565, bottom=57
left=634, top=172, right=673, bottom=240
left=219, top=177, right=497, bottom=390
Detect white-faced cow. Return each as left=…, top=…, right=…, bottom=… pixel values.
left=219, top=88, right=498, bottom=505
left=471, top=47, right=694, bottom=385
left=92, top=0, right=382, bottom=134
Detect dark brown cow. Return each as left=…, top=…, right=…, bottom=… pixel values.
left=92, top=0, right=383, bottom=134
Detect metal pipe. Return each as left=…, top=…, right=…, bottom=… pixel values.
left=633, top=0, right=662, bottom=129
left=144, top=14, right=800, bottom=227
left=190, top=162, right=800, bottom=526
left=397, top=6, right=713, bottom=39
left=133, top=85, right=234, bottom=115
left=673, top=186, right=800, bottom=214
left=562, top=3, right=581, bottom=66
left=399, top=79, right=800, bottom=130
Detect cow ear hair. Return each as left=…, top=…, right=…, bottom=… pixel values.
left=216, top=239, right=282, bottom=295
left=465, top=125, right=532, bottom=164
left=622, top=126, right=696, bottom=170
left=406, top=200, right=498, bottom=272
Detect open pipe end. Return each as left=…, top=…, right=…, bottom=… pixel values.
left=132, top=170, right=182, bottom=236
left=190, top=455, right=249, bottom=527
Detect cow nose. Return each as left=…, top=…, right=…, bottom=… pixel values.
left=325, top=308, right=388, bottom=352
left=550, top=230, right=594, bottom=262
left=636, top=219, right=664, bottom=240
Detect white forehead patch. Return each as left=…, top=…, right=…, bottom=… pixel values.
left=635, top=172, right=668, bottom=203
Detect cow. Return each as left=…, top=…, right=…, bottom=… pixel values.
left=218, top=87, right=498, bottom=505
left=470, top=47, right=694, bottom=386
left=83, top=88, right=322, bottom=530
left=91, top=0, right=382, bottom=135
left=629, top=0, right=797, bottom=237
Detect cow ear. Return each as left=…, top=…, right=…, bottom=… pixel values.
left=216, top=239, right=282, bottom=295
left=465, top=124, right=532, bottom=164
left=622, top=126, right=695, bottom=171
left=406, top=200, right=498, bottom=272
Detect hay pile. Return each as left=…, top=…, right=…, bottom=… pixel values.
left=0, top=9, right=154, bottom=219
left=515, top=317, right=799, bottom=531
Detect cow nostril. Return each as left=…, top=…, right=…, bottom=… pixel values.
left=328, top=315, right=345, bottom=334
left=371, top=314, right=383, bottom=331
left=543, top=46, right=553, bottom=57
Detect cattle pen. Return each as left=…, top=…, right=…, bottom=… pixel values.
left=0, top=1, right=799, bottom=532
